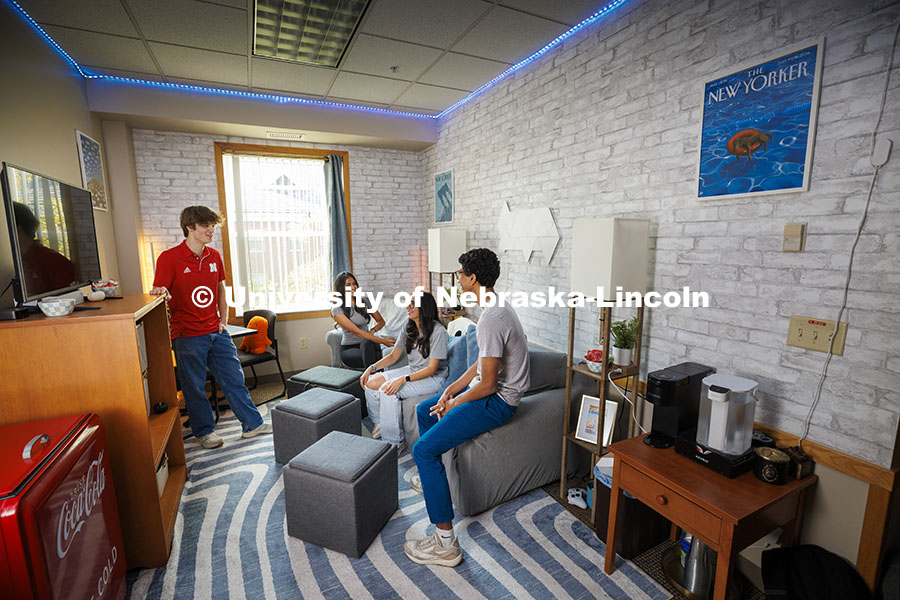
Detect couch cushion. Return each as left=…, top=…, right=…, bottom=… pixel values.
left=525, top=343, right=567, bottom=394
left=439, top=335, right=468, bottom=392
left=465, top=324, right=479, bottom=367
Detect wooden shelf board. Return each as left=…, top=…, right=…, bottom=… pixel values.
left=570, top=363, right=639, bottom=383
left=161, top=464, right=187, bottom=550
left=565, top=431, right=610, bottom=457
left=149, top=395, right=179, bottom=468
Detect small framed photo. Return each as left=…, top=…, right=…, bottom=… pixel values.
left=75, top=130, right=109, bottom=211
left=434, top=169, right=453, bottom=223
left=575, top=394, right=618, bottom=446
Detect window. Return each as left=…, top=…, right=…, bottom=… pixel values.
left=215, top=143, right=351, bottom=319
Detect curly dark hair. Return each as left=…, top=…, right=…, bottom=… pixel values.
left=405, top=292, right=441, bottom=358
left=458, top=248, right=500, bottom=288
left=333, top=271, right=371, bottom=324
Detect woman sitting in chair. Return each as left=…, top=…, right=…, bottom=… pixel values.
left=361, top=291, right=449, bottom=447
left=331, top=271, right=395, bottom=369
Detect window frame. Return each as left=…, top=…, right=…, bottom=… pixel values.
left=213, top=142, right=352, bottom=322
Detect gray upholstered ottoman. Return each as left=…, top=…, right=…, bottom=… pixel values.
left=283, top=431, right=397, bottom=558
left=286, top=365, right=366, bottom=418
left=272, top=388, right=360, bottom=464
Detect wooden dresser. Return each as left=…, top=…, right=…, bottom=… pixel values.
left=0, top=294, right=185, bottom=568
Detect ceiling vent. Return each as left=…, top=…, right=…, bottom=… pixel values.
left=254, top=0, right=370, bottom=68
left=266, top=131, right=305, bottom=140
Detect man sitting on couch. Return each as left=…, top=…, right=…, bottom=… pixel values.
left=404, top=248, right=530, bottom=568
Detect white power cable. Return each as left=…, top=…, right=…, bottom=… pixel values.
left=798, top=18, right=900, bottom=449
left=608, top=369, right=648, bottom=434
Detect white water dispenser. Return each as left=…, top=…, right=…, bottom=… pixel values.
left=696, top=374, right=758, bottom=455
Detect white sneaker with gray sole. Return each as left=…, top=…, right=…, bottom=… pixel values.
left=197, top=431, right=223, bottom=449
left=242, top=422, right=273, bottom=438
left=404, top=532, right=462, bottom=567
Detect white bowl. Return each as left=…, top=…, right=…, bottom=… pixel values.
left=38, top=298, right=76, bottom=317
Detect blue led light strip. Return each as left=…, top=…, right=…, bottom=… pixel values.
left=8, top=0, right=630, bottom=122
left=437, top=0, right=630, bottom=119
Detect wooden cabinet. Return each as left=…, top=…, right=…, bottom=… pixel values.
left=0, top=294, right=185, bottom=568
left=559, top=304, right=644, bottom=531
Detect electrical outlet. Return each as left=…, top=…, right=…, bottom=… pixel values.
left=786, top=316, right=847, bottom=355
left=299, top=337, right=308, bottom=349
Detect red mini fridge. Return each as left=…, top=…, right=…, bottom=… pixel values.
left=0, top=413, right=126, bottom=600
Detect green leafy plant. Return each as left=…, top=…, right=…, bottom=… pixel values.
left=610, top=317, right=639, bottom=350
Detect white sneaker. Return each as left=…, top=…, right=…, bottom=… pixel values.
left=394, top=441, right=406, bottom=454
left=404, top=531, right=462, bottom=567
left=197, top=431, right=223, bottom=449
left=409, top=473, right=422, bottom=494
left=370, top=423, right=382, bottom=439
left=242, top=422, right=273, bottom=438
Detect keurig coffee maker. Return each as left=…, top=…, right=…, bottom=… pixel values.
left=643, top=362, right=715, bottom=448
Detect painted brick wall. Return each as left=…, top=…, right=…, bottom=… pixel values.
left=132, top=131, right=426, bottom=298
left=422, top=0, right=900, bottom=466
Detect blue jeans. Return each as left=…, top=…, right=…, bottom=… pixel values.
left=412, top=390, right=516, bottom=524
left=174, top=331, right=263, bottom=437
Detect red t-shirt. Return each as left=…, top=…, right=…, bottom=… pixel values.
left=153, top=241, right=226, bottom=339
left=22, top=243, right=77, bottom=295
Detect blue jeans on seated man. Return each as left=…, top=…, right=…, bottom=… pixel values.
left=174, top=331, right=264, bottom=438
left=412, top=389, right=516, bottom=524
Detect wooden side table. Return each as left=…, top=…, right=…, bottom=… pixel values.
left=604, top=435, right=817, bottom=600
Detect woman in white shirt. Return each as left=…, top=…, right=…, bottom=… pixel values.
left=330, top=271, right=395, bottom=369
left=362, top=291, right=449, bottom=448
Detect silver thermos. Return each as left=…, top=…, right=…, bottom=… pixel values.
left=683, top=536, right=716, bottom=597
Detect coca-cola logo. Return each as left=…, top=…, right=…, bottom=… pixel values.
left=57, top=449, right=107, bottom=558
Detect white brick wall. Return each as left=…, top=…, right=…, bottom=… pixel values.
left=421, top=0, right=900, bottom=466
left=132, top=131, right=426, bottom=297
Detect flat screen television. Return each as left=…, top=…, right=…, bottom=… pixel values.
left=1, top=162, right=102, bottom=305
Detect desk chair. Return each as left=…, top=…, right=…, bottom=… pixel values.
left=237, top=309, right=287, bottom=402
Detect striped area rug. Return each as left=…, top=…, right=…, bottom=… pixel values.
left=127, top=404, right=670, bottom=600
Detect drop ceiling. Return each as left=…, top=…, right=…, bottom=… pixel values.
left=17, top=0, right=614, bottom=117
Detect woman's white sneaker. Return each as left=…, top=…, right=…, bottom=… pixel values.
left=404, top=532, right=462, bottom=567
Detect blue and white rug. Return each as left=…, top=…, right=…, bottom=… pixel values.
left=127, top=405, right=670, bottom=600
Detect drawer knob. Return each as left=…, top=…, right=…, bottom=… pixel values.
left=656, top=494, right=668, bottom=506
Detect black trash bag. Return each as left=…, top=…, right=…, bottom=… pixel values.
left=762, top=544, right=872, bottom=600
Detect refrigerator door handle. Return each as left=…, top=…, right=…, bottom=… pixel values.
left=22, top=434, right=50, bottom=460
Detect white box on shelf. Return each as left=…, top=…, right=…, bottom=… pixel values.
left=156, top=453, right=169, bottom=497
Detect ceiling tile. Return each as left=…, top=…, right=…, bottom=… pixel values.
left=327, top=72, right=410, bottom=105
left=498, top=0, right=609, bottom=26
left=360, top=0, right=491, bottom=49
left=149, top=43, right=249, bottom=86
left=251, top=57, right=336, bottom=96
left=391, top=105, right=441, bottom=116
left=393, top=84, right=468, bottom=111
left=451, top=6, right=568, bottom=63
left=419, top=52, right=509, bottom=91
left=341, top=34, right=442, bottom=81
left=20, top=0, right=137, bottom=37
left=128, top=0, right=247, bottom=54
left=41, top=26, right=158, bottom=74
left=81, top=67, right=165, bottom=82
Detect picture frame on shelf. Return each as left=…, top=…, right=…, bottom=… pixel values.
left=575, top=394, right=617, bottom=446
left=75, top=130, right=109, bottom=211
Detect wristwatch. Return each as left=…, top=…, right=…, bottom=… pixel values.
left=405, top=375, right=411, bottom=382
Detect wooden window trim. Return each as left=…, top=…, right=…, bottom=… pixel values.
left=213, top=142, right=351, bottom=322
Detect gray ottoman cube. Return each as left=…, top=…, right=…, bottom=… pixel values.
left=283, top=431, right=397, bottom=558
left=286, top=365, right=366, bottom=418
left=272, top=388, right=360, bottom=464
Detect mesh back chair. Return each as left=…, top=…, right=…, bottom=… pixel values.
left=237, top=309, right=287, bottom=402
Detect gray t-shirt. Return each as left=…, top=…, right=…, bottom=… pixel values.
left=397, top=321, right=449, bottom=376
left=473, top=305, right=530, bottom=406
left=331, top=304, right=371, bottom=345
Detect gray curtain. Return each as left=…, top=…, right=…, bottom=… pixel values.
left=325, top=154, right=351, bottom=278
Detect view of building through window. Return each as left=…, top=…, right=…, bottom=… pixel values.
left=222, top=154, right=331, bottom=315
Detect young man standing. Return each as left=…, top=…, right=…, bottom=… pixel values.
left=151, top=206, right=272, bottom=449
left=405, top=248, right=530, bottom=567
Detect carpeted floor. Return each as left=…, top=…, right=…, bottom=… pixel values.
left=134, top=389, right=671, bottom=599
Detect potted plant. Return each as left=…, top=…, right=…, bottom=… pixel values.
left=610, top=317, right=638, bottom=366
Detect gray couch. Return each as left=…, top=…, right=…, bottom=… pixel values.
left=400, top=328, right=589, bottom=516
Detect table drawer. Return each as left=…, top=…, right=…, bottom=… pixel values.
left=619, top=462, right=720, bottom=545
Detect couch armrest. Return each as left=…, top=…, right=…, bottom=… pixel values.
left=325, top=328, right=345, bottom=368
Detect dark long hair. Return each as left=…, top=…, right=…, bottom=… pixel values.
left=333, top=271, right=371, bottom=323
left=405, top=292, right=441, bottom=358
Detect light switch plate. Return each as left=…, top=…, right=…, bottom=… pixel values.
left=786, top=315, right=847, bottom=355
left=783, top=222, right=806, bottom=252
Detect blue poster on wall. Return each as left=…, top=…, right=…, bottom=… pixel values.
left=696, top=41, right=823, bottom=199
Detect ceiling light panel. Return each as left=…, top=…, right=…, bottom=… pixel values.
left=254, top=0, right=370, bottom=68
